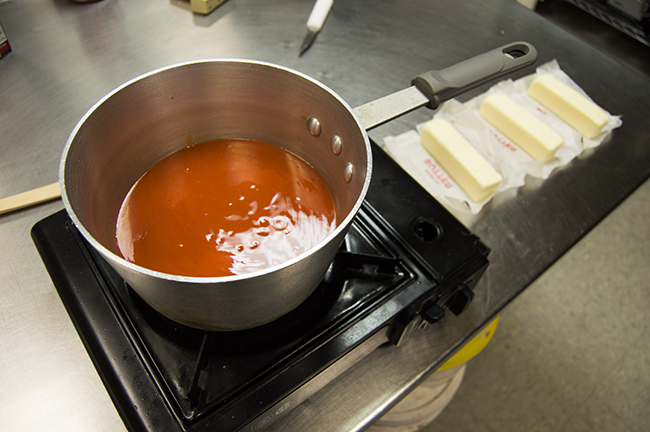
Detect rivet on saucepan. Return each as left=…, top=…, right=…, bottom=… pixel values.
left=306, top=117, right=322, bottom=137
left=344, top=162, right=354, bottom=183
left=330, top=135, right=342, bottom=155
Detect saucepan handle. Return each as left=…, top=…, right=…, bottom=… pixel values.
left=412, top=41, right=538, bottom=109
left=353, top=41, right=538, bottom=130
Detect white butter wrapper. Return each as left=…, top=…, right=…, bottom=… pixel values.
left=384, top=129, right=489, bottom=214
left=382, top=60, right=622, bottom=214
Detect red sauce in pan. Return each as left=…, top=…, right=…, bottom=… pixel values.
left=115, top=139, right=337, bottom=277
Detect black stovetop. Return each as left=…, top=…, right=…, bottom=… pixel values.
left=32, top=142, right=489, bottom=432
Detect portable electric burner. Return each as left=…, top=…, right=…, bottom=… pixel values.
left=32, top=142, right=490, bottom=432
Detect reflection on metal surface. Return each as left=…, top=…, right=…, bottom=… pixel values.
left=354, top=87, right=430, bottom=130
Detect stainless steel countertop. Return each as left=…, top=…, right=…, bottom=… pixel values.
left=2, top=1, right=650, bottom=431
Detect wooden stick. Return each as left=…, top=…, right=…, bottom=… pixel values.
left=0, top=182, right=61, bottom=215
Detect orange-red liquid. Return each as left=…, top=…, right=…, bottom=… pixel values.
left=115, top=139, right=337, bottom=277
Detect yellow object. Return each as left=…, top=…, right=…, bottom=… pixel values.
left=190, top=0, right=227, bottom=15
left=420, top=119, right=502, bottom=202
left=438, top=316, right=499, bottom=370
left=480, top=93, right=563, bottom=162
left=528, top=74, right=609, bottom=139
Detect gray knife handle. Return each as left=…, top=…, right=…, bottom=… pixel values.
left=412, top=41, right=538, bottom=109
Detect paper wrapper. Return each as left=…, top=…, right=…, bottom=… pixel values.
left=382, top=60, right=622, bottom=214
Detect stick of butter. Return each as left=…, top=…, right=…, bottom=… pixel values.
left=421, top=119, right=502, bottom=202
left=480, top=93, right=563, bottom=163
left=528, top=74, right=609, bottom=139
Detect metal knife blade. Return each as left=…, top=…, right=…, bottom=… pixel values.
left=299, top=30, right=318, bottom=57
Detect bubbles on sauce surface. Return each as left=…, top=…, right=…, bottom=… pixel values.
left=115, top=139, right=337, bottom=277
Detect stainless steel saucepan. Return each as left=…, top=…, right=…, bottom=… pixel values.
left=60, top=42, right=536, bottom=331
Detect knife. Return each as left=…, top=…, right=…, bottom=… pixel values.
left=299, top=0, right=333, bottom=57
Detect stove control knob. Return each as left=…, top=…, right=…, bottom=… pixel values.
left=422, top=304, right=446, bottom=324
left=446, top=284, right=474, bottom=316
